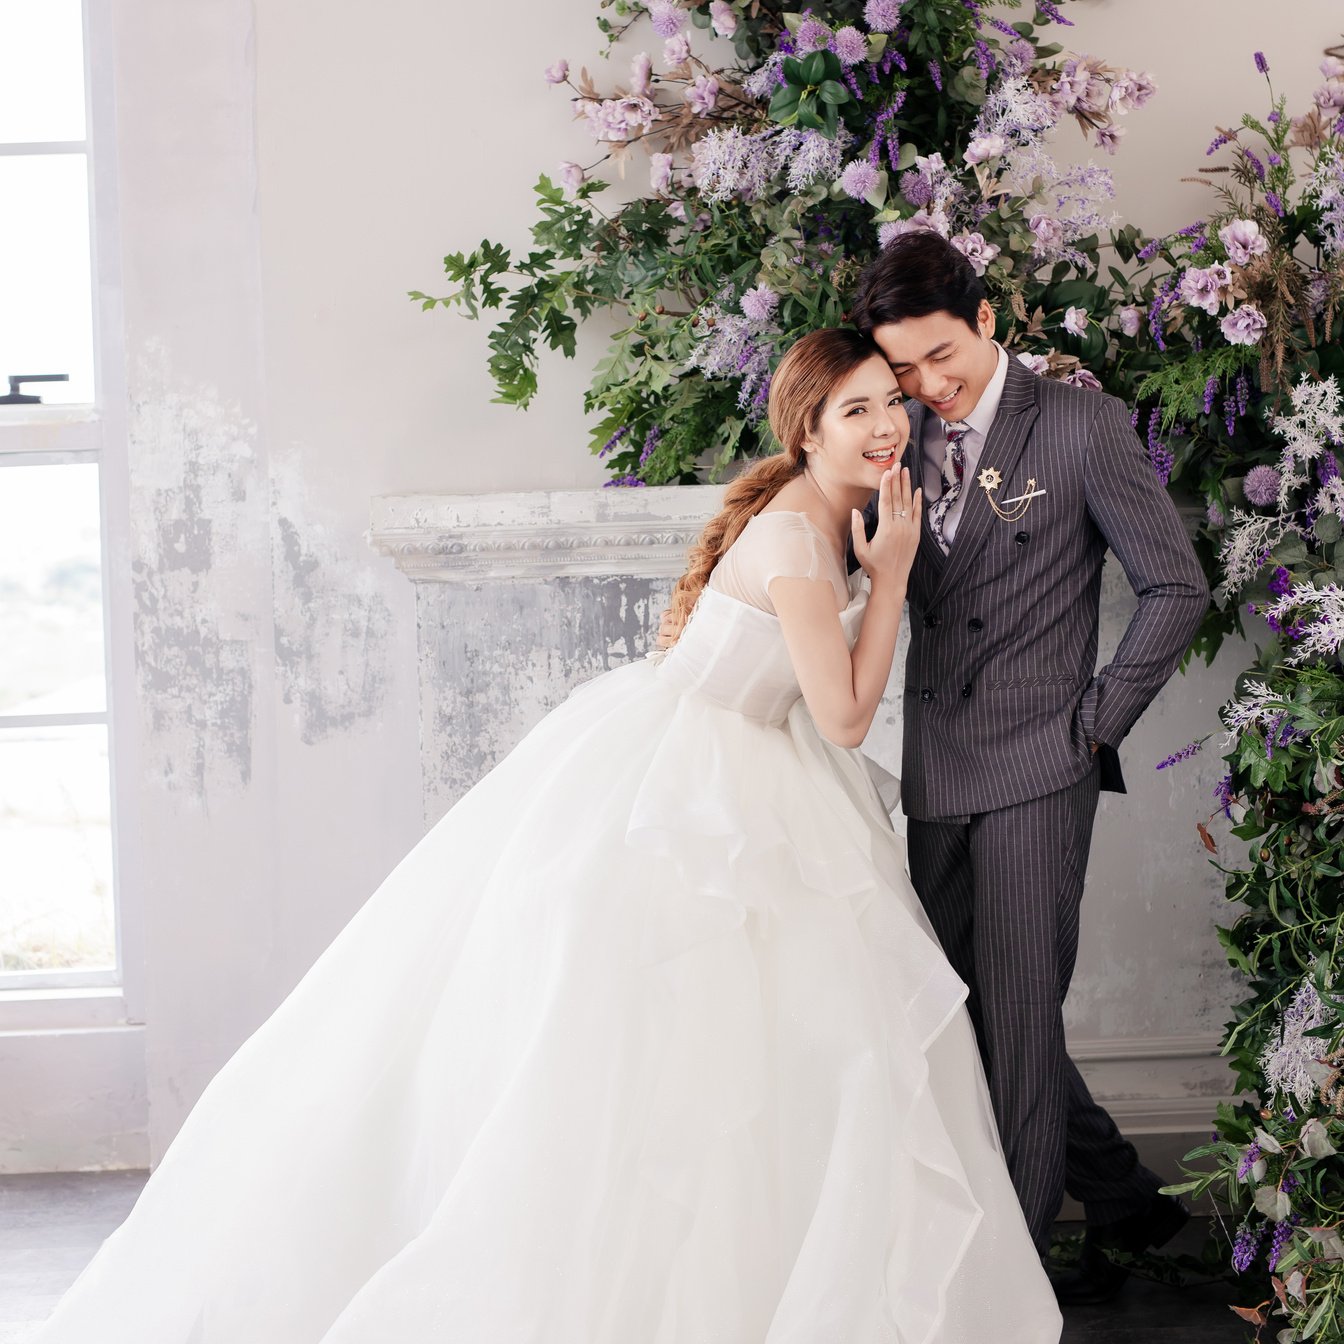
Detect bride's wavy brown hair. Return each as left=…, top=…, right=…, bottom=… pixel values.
left=663, top=327, right=883, bottom=643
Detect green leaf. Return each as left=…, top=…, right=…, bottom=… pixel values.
left=769, top=84, right=801, bottom=123
left=1317, top=514, right=1342, bottom=544
left=782, top=55, right=805, bottom=85
left=821, top=97, right=839, bottom=138
left=896, top=141, right=918, bottom=170
left=799, top=50, right=828, bottom=86
left=796, top=98, right=824, bottom=131
left=817, top=79, right=850, bottom=105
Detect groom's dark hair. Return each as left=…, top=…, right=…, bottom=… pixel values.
left=850, top=231, right=987, bottom=337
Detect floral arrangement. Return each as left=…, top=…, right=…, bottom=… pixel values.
left=1121, top=49, right=1344, bottom=1340
left=413, top=0, right=1155, bottom=485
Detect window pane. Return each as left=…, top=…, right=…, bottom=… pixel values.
left=0, top=154, right=95, bottom=405
left=0, top=723, right=114, bottom=974
left=0, top=462, right=106, bottom=715
left=0, top=0, right=86, bottom=143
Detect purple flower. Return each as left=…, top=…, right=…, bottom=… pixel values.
left=1266, top=191, right=1286, bottom=218
left=1214, top=772, right=1235, bottom=817
left=1219, top=218, right=1269, bottom=266
left=795, top=17, right=831, bottom=53
left=964, top=133, right=1007, bottom=165
left=899, top=167, right=934, bottom=208
left=739, top=284, right=778, bottom=324
left=1319, top=453, right=1340, bottom=485
left=600, top=426, right=631, bottom=459
left=1221, top=303, right=1268, bottom=347
left=544, top=59, right=569, bottom=85
left=1206, top=498, right=1226, bottom=529
left=1244, top=464, right=1282, bottom=506
left=1268, top=1218, right=1295, bottom=1273
left=686, top=75, right=719, bottom=116
left=647, top=0, right=685, bottom=38
left=1028, top=213, right=1065, bottom=254
left=663, top=33, right=690, bottom=65
left=1017, top=352, right=1051, bottom=376
left=1254, top=52, right=1270, bottom=76
left=1063, top=367, right=1102, bottom=390
left=833, top=26, right=868, bottom=66
left=639, top=424, right=663, bottom=466
left=1179, top=264, right=1232, bottom=314
left=708, top=0, right=737, bottom=38
left=1062, top=306, right=1089, bottom=336
left=603, top=475, right=647, bottom=488
left=1117, top=305, right=1143, bottom=337
left=839, top=158, right=881, bottom=200
left=1268, top=566, right=1293, bottom=598
left=928, top=59, right=943, bottom=92
left=950, top=231, right=1001, bottom=276
left=648, top=152, right=674, bottom=194
left=1232, top=1220, right=1264, bottom=1273
left=1156, top=740, right=1202, bottom=770
left=1203, top=377, right=1219, bottom=415
left=629, top=51, right=653, bottom=98
left=559, top=160, right=585, bottom=193
left=1095, top=124, right=1125, bottom=155
left=863, top=0, right=901, bottom=32
left=1207, top=131, right=1234, bottom=156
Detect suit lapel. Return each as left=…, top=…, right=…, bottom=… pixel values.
left=930, top=357, right=1041, bottom=605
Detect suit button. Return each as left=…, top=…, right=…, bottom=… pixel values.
left=967, top=617, right=984, bottom=632
left=961, top=683, right=973, bottom=698
left=1015, top=530, right=1030, bottom=544
left=923, top=612, right=939, bottom=628
left=920, top=687, right=935, bottom=702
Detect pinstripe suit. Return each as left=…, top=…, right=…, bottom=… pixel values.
left=874, top=357, right=1209, bottom=1252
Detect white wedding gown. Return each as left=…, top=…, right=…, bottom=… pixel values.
left=37, top=511, right=1061, bottom=1344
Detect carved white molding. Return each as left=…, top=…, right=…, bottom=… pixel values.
left=369, top=485, right=727, bottom=583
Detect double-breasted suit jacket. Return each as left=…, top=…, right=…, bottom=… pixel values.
left=886, top=356, right=1209, bottom=822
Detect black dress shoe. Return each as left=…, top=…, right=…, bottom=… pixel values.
left=1087, top=1190, right=1192, bottom=1255
left=1047, top=1242, right=1131, bottom=1306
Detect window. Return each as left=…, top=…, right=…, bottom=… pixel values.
left=0, top=0, right=119, bottom=990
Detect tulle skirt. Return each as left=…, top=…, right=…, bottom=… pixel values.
left=37, top=656, right=1061, bottom=1343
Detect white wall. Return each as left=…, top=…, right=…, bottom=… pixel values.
left=8, top=0, right=1338, bottom=1169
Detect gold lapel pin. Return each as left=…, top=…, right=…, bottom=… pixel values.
left=977, top=467, right=1042, bottom=521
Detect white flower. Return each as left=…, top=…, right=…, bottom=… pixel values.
left=1016, top=352, right=1051, bottom=375
left=544, top=59, right=569, bottom=84
left=558, top=161, right=585, bottom=193
left=963, top=133, right=1007, bottom=165
left=1117, top=305, right=1143, bottom=337
left=1062, top=306, right=1089, bottom=336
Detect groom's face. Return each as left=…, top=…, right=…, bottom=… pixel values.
left=870, top=301, right=998, bottom=424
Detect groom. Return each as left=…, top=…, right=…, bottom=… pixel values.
left=851, top=230, right=1208, bottom=1303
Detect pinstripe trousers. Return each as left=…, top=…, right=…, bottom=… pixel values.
left=906, top=761, right=1163, bottom=1254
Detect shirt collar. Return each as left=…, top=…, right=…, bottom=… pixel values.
left=949, top=341, right=1009, bottom=441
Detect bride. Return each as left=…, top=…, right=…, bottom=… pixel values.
left=37, top=328, right=1062, bottom=1343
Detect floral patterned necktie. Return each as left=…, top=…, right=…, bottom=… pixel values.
left=929, top=422, right=970, bottom=552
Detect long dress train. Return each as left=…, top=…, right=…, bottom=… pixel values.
left=36, top=510, right=1062, bottom=1343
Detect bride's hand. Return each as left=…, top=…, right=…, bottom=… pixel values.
left=851, top=467, right=921, bottom=592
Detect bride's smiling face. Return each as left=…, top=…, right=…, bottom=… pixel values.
left=802, top=354, right=909, bottom=491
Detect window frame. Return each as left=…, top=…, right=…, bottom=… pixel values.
left=0, top=0, right=143, bottom=1019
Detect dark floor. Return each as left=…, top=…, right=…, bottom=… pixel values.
left=0, top=1171, right=1254, bottom=1342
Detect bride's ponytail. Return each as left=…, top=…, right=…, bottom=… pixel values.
left=662, top=326, right=882, bottom=644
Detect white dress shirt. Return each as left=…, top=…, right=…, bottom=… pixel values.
left=923, top=341, right=1010, bottom=550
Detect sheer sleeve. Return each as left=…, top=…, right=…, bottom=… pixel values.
left=710, top=512, right=848, bottom=615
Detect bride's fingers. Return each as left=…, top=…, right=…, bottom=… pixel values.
left=878, top=467, right=894, bottom=523
left=850, top=508, right=868, bottom=561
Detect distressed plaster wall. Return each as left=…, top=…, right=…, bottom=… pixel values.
left=30, top=0, right=1330, bottom=1169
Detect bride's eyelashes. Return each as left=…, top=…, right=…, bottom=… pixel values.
left=845, top=397, right=903, bottom=417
